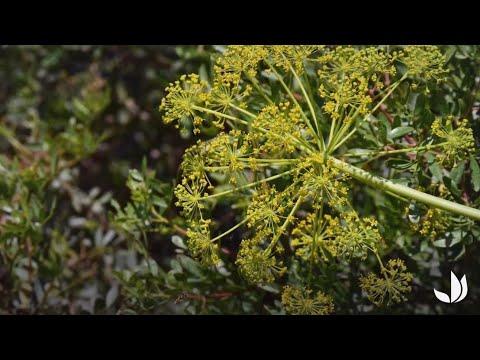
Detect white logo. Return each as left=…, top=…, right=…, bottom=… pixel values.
left=434, top=271, right=468, bottom=303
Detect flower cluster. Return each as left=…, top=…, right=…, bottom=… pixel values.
left=291, top=212, right=329, bottom=263
left=247, top=185, right=291, bottom=236
left=297, top=156, right=350, bottom=209
left=317, top=46, right=397, bottom=122
left=359, top=259, right=413, bottom=306
left=252, top=102, right=306, bottom=154
left=159, top=45, right=468, bottom=310
left=159, top=74, right=208, bottom=134
left=174, top=177, right=208, bottom=219
left=207, top=78, right=252, bottom=128
left=186, top=219, right=220, bottom=266
left=409, top=208, right=449, bottom=239
left=431, top=116, right=475, bottom=167
left=269, top=45, right=324, bottom=74
left=281, top=286, right=334, bottom=315
left=324, top=212, right=381, bottom=260
left=215, top=45, right=268, bottom=78
left=400, top=45, right=449, bottom=82
left=235, top=235, right=286, bottom=284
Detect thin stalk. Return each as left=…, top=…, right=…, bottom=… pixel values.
left=245, top=72, right=274, bottom=105
left=203, top=169, right=296, bottom=200
left=289, top=63, right=326, bottom=151
left=264, top=60, right=322, bottom=150
left=342, top=142, right=448, bottom=157
left=0, top=125, right=31, bottom=156
left=239, top=158, right=296, bottom=164
left=229, top=103, right=257, bottom=118
left=211, top=217, right=250, bottom=242
left=192, top=105, right=249, bottom=126
left=308, top=191, right=323, bottom=285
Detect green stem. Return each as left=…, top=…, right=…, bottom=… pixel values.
left=192, top=105, right=249, bottom=126
left=245, top=72, right=274, bottom=105
left=203, top=169, right=296, bottom=200
left=308, top=191, right=323, bottom=285
left=289, top=64, right=326, bottom=152
left=229, top=103, right=256, bottom=118
left=374, top=250, right=385, bottom=271
left=342, top=142, right=449, bottom=157
left=211, top=217, right=249, bottom=242
left=329, top=157, right=480, bottom=221
left=239, top=158, right=295, bottom=164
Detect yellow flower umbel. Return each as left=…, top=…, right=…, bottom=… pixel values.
left=186, top=219, right=220, bottom=266
left=207, top=76, right=252, bottom=128
left=174, top=178, right=208, bottom=219
left=400, top=45, right=449, bottom=82
left=159, top=74, right=208, bottom=134
left=247, top=185, right=291, bottom=236
left=317, top=46, right=396, bottom=122
left=359, top=259, right=413, bottom=306
left=252, top=102, right=306, bottom=155
left=204, top=130, right=249, bottom=184
left=291, top=212, right=331, bottom=263
left=215, top=45, right=268, bottom=78
left=431, top=116, right=475, bottom=167
left=269, top=45, right=324, bottom=74
left=159, top=45, right=468, bottom=307
left=235, top=235, right=286, bottom=284
left=298, top=156, right=349, bottom=209
left=410, top=208, right=449, bottom=239
left=325, top=212, right=381, bottom=260
left=281, top=286, right=334, bottom=315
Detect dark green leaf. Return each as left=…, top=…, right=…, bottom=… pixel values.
left=450, top=162, right=465, bottom=185
left=433, top=231, right=463, bottom=248
left=470, top=157, right=480, bottom=192
left=378, top=122, right=387, bottom=144
left=425, top=153, right=443, bottom=182
left=385, top=158, right=414, bottom=170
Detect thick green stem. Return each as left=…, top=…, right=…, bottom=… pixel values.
left=329, top=157, right=480, bottom=221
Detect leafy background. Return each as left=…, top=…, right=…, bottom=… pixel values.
left=0, top=45, right=479, bottom=314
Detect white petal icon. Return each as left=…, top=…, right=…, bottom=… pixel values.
left=450, top=271, right=462, bottom=303
left=454, top=275, right=468, bottom=303
left=433, top=271, right=468, bottom=303
left=433, top=288, right=450, bottom=303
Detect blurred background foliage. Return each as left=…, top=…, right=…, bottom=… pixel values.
left=0, top=45, right=479, bottom=314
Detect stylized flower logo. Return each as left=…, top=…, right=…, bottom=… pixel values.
left=434, top=271, right=468, bottom=303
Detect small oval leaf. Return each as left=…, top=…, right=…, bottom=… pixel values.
left=470, top=157, right=480, bottom=192
left=389, top=126, right=415, bottom=139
